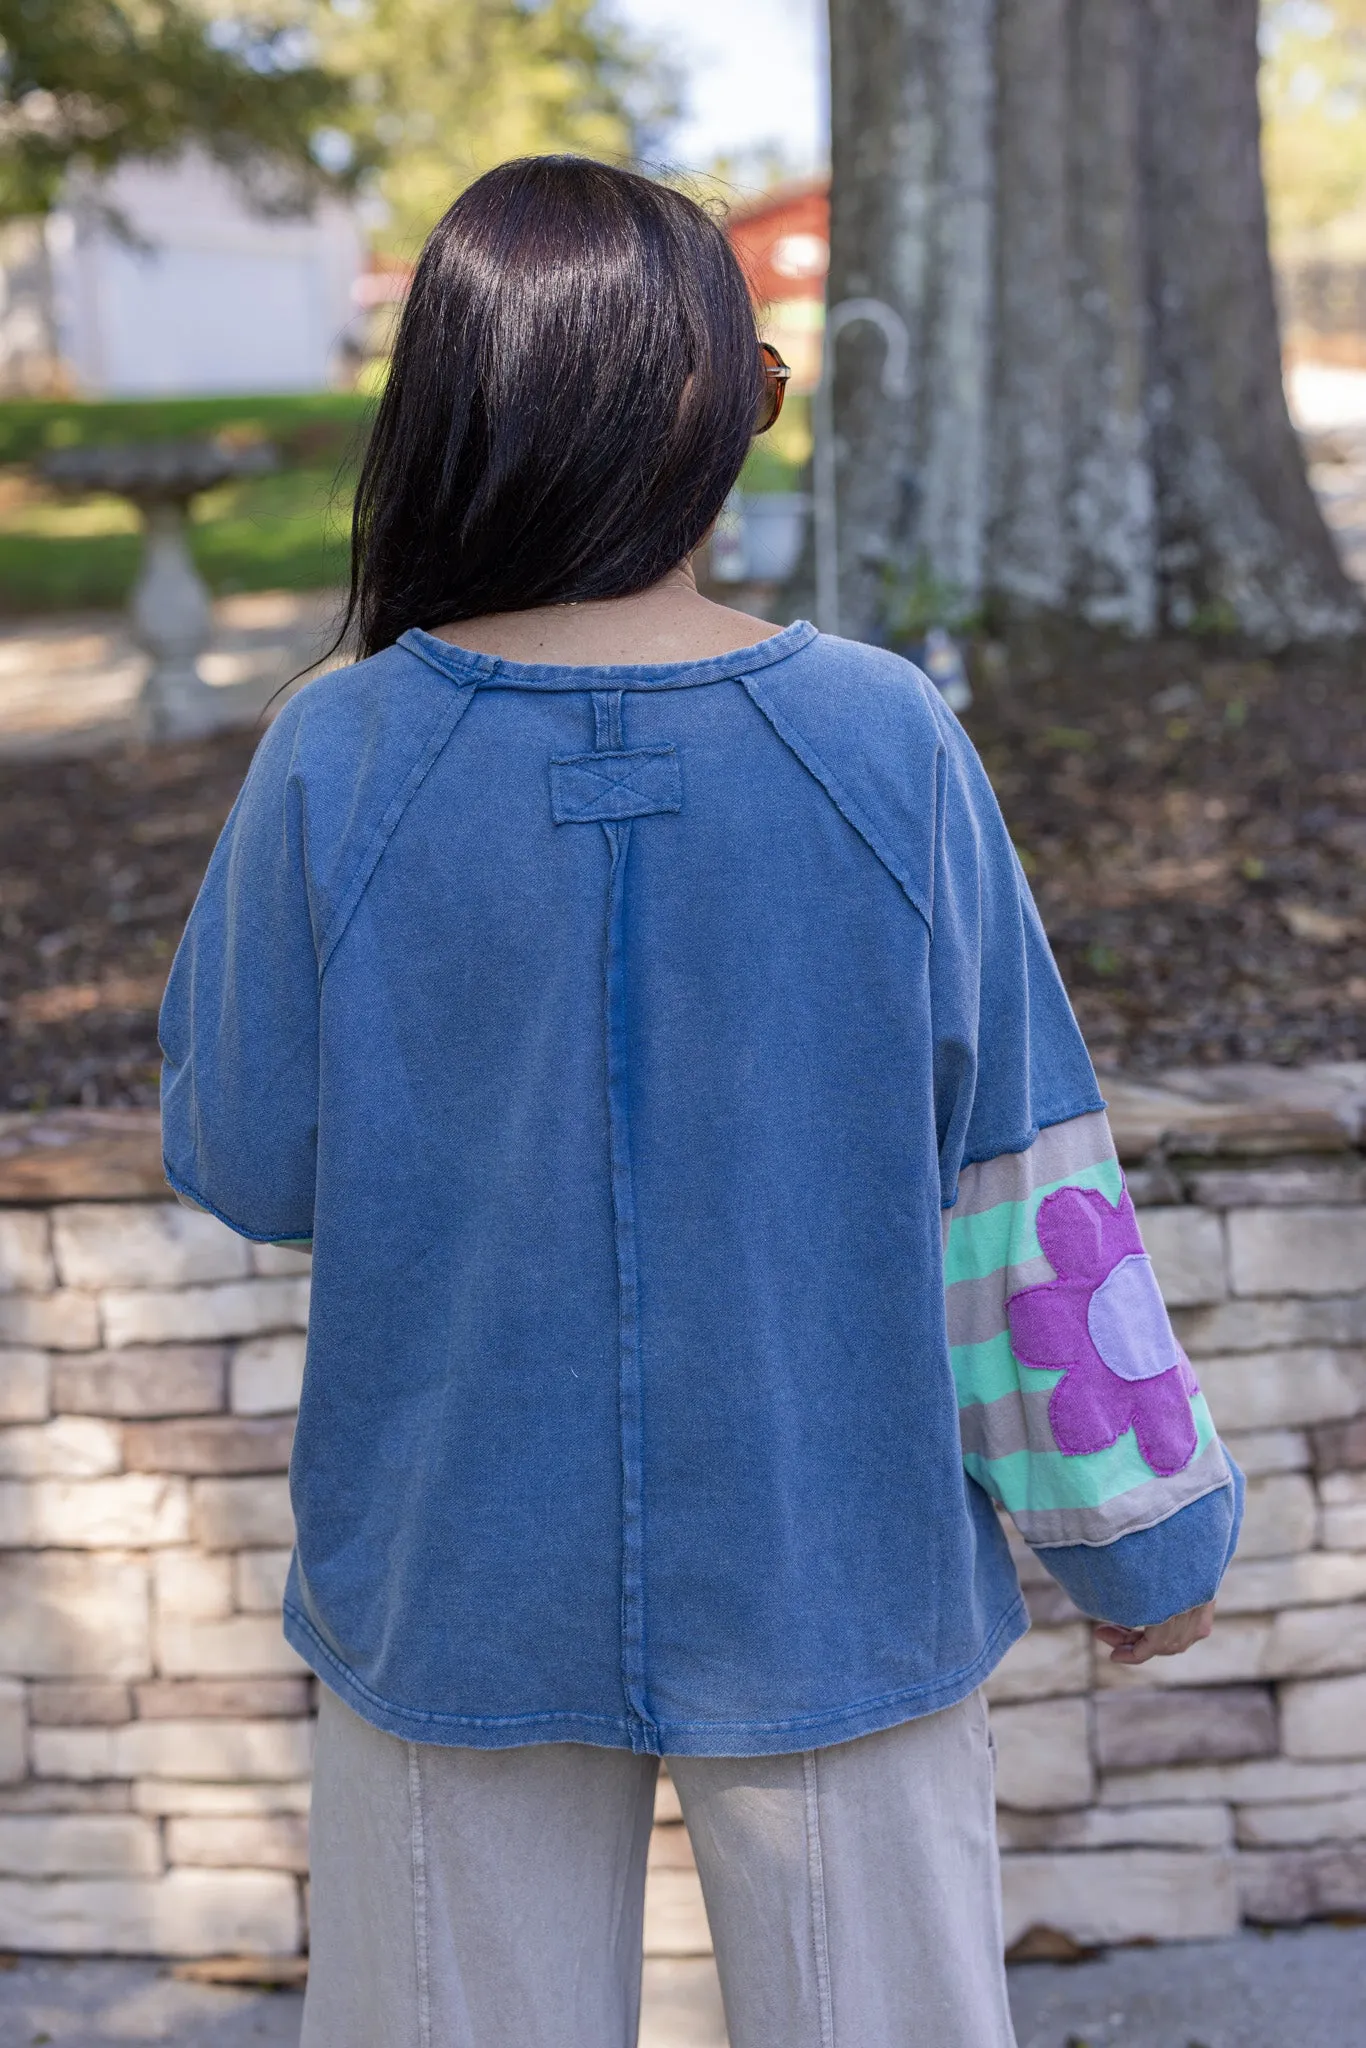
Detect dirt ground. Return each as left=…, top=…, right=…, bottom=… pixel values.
left=967, top=635, right=1365, bottom=1076
left=0, top=634, right=1362, bottom=1110
left=0, top=726, right=259, bottom=1109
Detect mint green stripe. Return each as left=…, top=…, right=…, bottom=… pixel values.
left=950, top=1331, right=1062, bottom=1408
left=943, top=1159, right=1124, bottom=1287
left=964, top=1393, right=1218, bottom=1514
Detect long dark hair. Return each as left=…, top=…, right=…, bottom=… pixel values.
left=343, top=156, right=764, bottom=657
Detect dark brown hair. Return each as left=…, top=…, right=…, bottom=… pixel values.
left=343, top=156, right=764, bottom=657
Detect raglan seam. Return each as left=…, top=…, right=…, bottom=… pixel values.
left=315, top=679, right=480, bottom=976
left=739, top=674, right=937, bottom=931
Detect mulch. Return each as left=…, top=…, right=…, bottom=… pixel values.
left=0, top=729, right=259, bottom=1110
left=967, top=635, right=1365, bottom=1075
left=0, top=634, right=1362, bottom=1110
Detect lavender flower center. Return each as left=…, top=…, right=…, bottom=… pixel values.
left=1085, top=1254, right=1179, bottom=1382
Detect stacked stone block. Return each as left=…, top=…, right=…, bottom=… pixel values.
left=0, top=1071, right=1364, bottom=1958
left=986, top=1074, right=1366, bottom=1950
left=0, top=1147, right=311, bottom=1957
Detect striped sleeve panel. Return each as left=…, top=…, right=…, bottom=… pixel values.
left=942, top=1109, right=1230, bottom=1549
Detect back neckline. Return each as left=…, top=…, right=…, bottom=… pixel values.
left=397, top=619, right=819, bottom=692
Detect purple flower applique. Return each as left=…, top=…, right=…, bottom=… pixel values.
left=1006, top=1184, right=1199, bottom=1479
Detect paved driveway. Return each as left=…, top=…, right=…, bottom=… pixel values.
left=4, top=1928, right=1365, bottom=2047
left=0, top=591, right=339, bottom=758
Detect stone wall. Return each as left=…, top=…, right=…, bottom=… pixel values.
left=0, top=1069, right=1364, bottom=1959
left=0, top=1112, right=310, bottom=1958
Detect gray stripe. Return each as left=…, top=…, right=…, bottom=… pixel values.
left=945, top=1255, right=1054, bottom=1348
left=952, top=1110, right=1116, bottom=1220
left=1007, top=1439, right=1232, bottom=1549
left=958, top=1388, right=1058, bottom=1461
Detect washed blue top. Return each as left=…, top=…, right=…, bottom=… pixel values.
left=161, top=622, right=1241, bottom=1757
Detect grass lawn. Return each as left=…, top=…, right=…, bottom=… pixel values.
left=0, top=391, right=810, bottom=614
left=0, top=395, right=368, bottom=614
left=0, top=393, right=373, bottom=467
left=0, top=467, right=355, bottom=612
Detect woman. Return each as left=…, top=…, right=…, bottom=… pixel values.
left=161, top=157, right=1242, bottom=2048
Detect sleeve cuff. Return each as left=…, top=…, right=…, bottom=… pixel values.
left=1030, top=1456, right=1245, bottom=1627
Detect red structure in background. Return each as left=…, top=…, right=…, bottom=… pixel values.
left=725, top=181, right=829, bottom=396
left=348, top=184, right=835, bottom=394
left=727, top=181, right=829, bottom=305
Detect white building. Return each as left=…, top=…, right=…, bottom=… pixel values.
left=47, top=153, right=364, bottom=398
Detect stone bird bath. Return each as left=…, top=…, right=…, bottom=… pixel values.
left=41, top=439, right=278, bottom=742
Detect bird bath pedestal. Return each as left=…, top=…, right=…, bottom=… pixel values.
left=41, top=440, right=277, bottom=742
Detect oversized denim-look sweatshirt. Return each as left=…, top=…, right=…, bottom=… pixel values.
left=160, top=620, right=1243, bottom=1758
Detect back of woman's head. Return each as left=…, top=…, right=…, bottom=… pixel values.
left=347, top=156, right=765, bottom=655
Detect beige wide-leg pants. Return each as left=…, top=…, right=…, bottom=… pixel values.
left=301, top=1686, right=1018, bottom=2048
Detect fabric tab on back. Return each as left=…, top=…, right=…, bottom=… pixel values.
left=549, top=745, right=682, bottom=824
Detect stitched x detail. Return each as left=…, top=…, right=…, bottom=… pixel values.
left=549, top=745, right=682, bottom=824
left=566, top=761, right=659, bottom=811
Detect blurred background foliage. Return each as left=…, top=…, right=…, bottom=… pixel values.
left=0, top=0, right=678, bottom=610
left=1, top=0, right=1363, bottom=612
left=0, top=393, right=368, bottom=465
left=312, top=0, right=676, bottom=258
left=0, top=0, right=363, bottom=220
left=1262, top=0, right=1366, bottom=251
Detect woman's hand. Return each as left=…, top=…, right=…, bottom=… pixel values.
left=1094, top=1601, right=1216, bottom=1665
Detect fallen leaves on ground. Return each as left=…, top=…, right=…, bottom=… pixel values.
left=967, top=636, right=1365, bottom=1074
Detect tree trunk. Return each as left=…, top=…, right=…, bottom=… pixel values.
left=822, top=0, right=1362, bottom=646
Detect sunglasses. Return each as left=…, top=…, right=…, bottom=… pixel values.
left=756, top=341, right=791, bottom=434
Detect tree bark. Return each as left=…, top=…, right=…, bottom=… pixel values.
left=1064, top=0, right=1154, bottom=631
left=824, top=0, right=941, bottom=641
left=988, top=0, right=1070, bottom=617
left=822, top=0, right=1362, bottom=645
left=826, top=0, right=997, bottom=640
left=1143, top=0, right=1355, bottom=638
